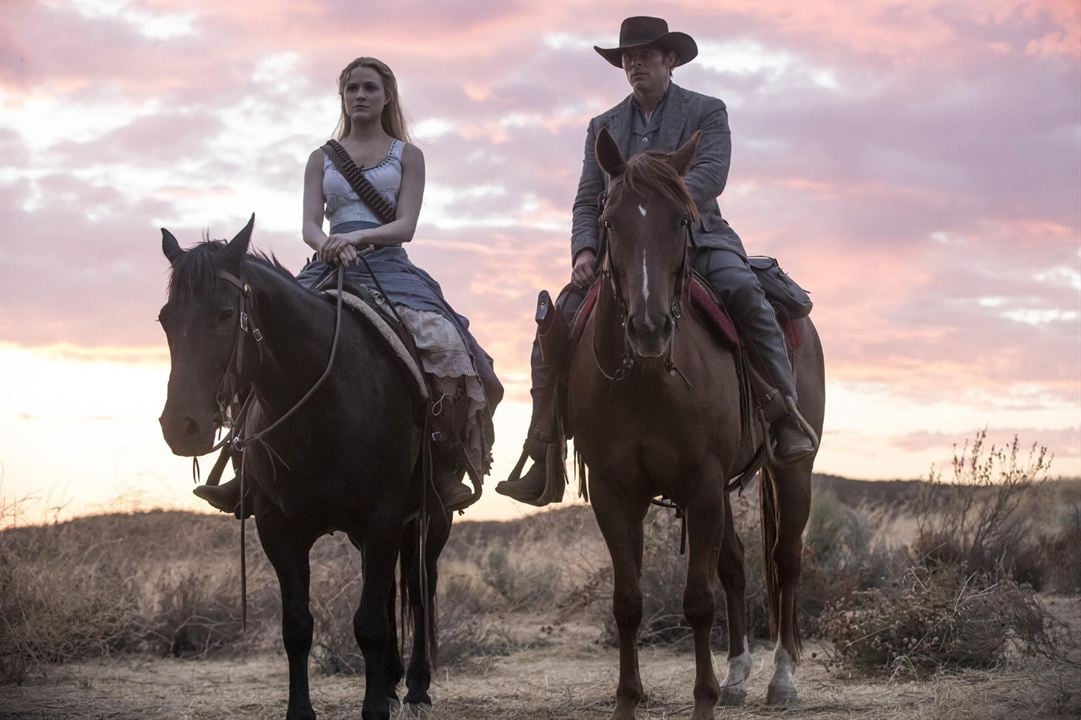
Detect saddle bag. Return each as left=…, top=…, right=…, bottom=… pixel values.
left=748, top=256, right=813, bottom=320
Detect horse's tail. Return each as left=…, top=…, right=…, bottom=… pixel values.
left=759, top=466, right=783, bottom=646
left=399, top=508, right=440, bottom=672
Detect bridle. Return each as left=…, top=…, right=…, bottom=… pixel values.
left=189, top=261, right=346, bottom=630
left=205, top=263, right=347, bottom=457
left=593, top=182, right=697, bottom=385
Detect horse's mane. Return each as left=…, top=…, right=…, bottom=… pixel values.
left=167, top=237, right=295, bottom=302
left=611, top=151, right=700, bottom=222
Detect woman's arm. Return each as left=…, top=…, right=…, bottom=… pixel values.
left=325, top=143, right=425, bottom=253
left=302, top=148, right=336, bottom=252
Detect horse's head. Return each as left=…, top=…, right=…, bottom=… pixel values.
left=157, top=214, right=255, bottom=456
left=595, top=127, right=700, bottom=359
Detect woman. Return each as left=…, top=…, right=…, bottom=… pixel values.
left=196, top=57, right=501, bottom=514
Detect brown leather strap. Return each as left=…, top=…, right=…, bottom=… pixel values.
left=322, top=139, right=397, bottom=226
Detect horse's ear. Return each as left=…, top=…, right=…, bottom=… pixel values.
left=668, top=131, right=701, bottom=176
left=595, top=127, right=626, bottom=178
left=161, top=228, right=184, bottom=265
left=225, top=213, right=255, bottom=263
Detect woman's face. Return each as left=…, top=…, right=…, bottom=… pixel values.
left=342, top=66, right=388, bottom=124
left=622, top=46, right=675, bottom=95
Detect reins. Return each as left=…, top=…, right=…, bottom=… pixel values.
left=195, top=261, right=348, bottom=629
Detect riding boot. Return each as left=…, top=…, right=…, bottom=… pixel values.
left=495, top=387, right=560, bottom=504
left=428, top=392, right=478, bottom=513
left=430, top=434, right=475, bottom=512
left=497, top=287, right=577, bottom=505
left=193, top=478, right=253, bottom=519
left=739, top=296, right=819, bottom=465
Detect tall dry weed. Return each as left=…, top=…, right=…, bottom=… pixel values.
left=913, top=431, right=1051, bottom=579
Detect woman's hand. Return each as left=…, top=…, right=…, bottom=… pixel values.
left=320, top=232, right=360, bottom=265
left=572, top=249, right=598, bottom=287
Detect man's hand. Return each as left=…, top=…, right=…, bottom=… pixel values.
left=572, top=249, right=598, bottom=287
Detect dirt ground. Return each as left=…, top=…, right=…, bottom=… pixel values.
left=3, top=599, right=1079, bottom=720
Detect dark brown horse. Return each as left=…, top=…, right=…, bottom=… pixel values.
left=158, top=217, right=449, bottom=720
left=568, top=129, right=825, bottom=718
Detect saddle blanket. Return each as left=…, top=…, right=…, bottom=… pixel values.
left=324, top=290, right=429, bottom=400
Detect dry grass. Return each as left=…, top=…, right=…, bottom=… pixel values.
left=3, top=451, right=1080, bottom=702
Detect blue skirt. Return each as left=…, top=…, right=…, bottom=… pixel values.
left=296, top=221, right=502, bottom=410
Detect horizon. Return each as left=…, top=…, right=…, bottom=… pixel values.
left=1, top=0, right=1079, bottom=526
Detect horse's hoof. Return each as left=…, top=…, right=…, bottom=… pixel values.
left=286, top=709, right=316, bottom=720
left=400, top=701, right=434, bottom=717
left=766, top=683, right=798, bottom=706
left=402, top=692, right=432, bottom=706
left=719, top=686, right=746, bottom=706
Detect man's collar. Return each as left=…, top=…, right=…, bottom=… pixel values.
left=631, top=82, right=672, bottom=115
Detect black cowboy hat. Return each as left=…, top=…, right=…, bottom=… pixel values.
left=594, top=16, right=698, bottom=68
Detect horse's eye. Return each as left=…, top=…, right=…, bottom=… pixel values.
left=218, top=308, right=235, bottom=322
left=603, top=219, right=613, bottom=230
left=679, top=216, right=690, bottom=227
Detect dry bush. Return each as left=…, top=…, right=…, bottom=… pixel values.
left=800, top=489, right=903, bottom=635
left=913, top=431, right=1051, bottom=580
left=820, top=564, right=1054, bottom=677
left=0, top=508, right=286, bottom=684
left=590, top=484, right=900, bottom=648
left=1029, top=499, right=1081, bottom=594
left=434, top=593, right=520, bottom=668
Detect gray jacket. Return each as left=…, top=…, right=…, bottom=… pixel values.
left=570, top=83, right=746, bottom=262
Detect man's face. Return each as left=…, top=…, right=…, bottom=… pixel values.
left=622, top=46, right=676, bottom=95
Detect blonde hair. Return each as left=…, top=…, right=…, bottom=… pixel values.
left=334, top=57, right=412, bottom=143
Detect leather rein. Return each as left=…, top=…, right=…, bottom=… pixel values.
left=196, top=262, right=346, bottom=630
left=592, top=185, right=696, bottom=386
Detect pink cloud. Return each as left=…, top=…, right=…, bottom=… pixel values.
left=0, top=0, right=1077, bottom=419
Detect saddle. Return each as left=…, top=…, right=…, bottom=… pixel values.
left=539, top=271, right=804, bottom=500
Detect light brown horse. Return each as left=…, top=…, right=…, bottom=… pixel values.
left=568, top=128, right=825, bottom=719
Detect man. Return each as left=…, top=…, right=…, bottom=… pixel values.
left=497, top=16, right=817, bottom=505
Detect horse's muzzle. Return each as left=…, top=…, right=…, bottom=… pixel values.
left=626, top=312, right=674, bottom=359
left=159, top=411, right=216, bottom=457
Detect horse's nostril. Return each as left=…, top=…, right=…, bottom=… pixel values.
left=183, top=416, right=200, bottom=438
left=663, top=316, right=673, bottom=335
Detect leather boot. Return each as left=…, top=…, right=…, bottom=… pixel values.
left=193, top=478, right=253, bottom=519
left=771, top=412, right=817, bottom=465
left=428, top=387, right=480, bottom=513
left=496, top=390, right=561, bottom=505
left=758, top=390, right=818, bottom=466
left=736, top=297, right=818, bottom=465
left=431, top=431, right=475, bottom=513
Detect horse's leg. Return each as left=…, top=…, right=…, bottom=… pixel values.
left=717, top=491, right=752, bottom=706
left=257, top=510, right=319, bottom=720
left=404, top=509, right=452, bottom=707
left=763, top=464, right=812, bottom=706
left=354, top=530, right=402, bottom=720
left=383, top=567, right=404, bottom=710
left=591, top=480, right=650, bottom=720
left=683, top=483, right=725, bottom=720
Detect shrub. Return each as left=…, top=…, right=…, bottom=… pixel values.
left=913, top=431, right=1051, bottom=580
left=800, top=490, right=902, bottom=635
left=820, top=564, right=1053, bottom=677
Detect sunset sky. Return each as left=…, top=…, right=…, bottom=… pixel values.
left=1, top=0, right=1079, bottom=525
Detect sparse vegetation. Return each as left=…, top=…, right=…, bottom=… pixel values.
left=2, top=443, right=1078, bottom=691
left=820, top=564, right=1053, bottom=677
left=821, top=433, right=1062, bottom=676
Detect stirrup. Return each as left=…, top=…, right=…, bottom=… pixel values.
left=764, top=397, right=819, bottom=467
